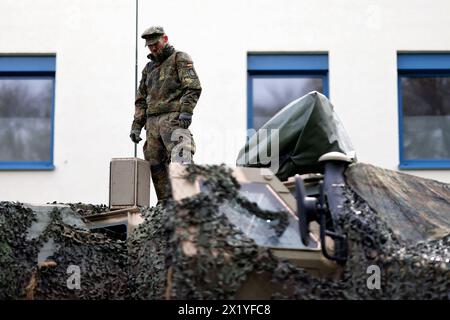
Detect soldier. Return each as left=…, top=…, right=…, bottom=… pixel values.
left=130, top=26, right=202, bottom=205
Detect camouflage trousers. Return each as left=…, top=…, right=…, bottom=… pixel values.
left=143, top=112, right=196, bottom=202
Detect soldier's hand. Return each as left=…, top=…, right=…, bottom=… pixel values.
left=178, top=112, right=192, bottom=129
left=129, top=129, right=142, bottom=143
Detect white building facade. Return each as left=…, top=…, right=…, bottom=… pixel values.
left=1, top=0, right=450, bottom=205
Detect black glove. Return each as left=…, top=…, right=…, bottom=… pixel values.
left=129, top=129, right=142, bottom=143
left=178, top=112, right=192, bottom=129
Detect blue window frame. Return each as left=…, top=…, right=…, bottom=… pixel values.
left=0, top=56, right=56, bottom=170
left=247, top=54, right=328, bottom=130
left=398, top=53, right=450, bottom=169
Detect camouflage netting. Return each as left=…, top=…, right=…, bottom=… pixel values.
left=127, top=205, right=168, bottom=299
left=47, top=201, right=110, bottom=217
left=0, top=202, right=129, bottom=299
left=1, top=164, right=449, bottom=299
left=151, top=164, right=449, bottom=299
left=0, top=202, right=39, bottom=299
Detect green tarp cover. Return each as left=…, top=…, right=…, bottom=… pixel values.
left=237, top=91, right=355, bottom=180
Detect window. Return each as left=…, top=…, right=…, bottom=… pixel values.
left=219, top=182, right=318, bottom=250
left=0, top=56, right=56, bottom=170
left=247, top=54, right=329, bottom=130
left=239, top=182, right=293, bottom=214
left=90, top=224, right=128, bottom=241
left=398, top=53, right=450, bottom=169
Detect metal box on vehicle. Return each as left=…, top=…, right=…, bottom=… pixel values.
left=109, top=157, right=150, bottom=209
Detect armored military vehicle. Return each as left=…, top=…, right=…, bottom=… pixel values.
left=158, top=92, right=450, bottom=299
left=2, top=92, right=448, bottom=300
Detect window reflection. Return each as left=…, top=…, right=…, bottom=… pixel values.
left=239, top=183, right=292, bottom=213
left=219, top=182, right=318, bottom=250
left=253, top=77, right=323, bottom=130
left=401, top=77, right=450, bottom=159
left=0, top=79, right=53, bottom=161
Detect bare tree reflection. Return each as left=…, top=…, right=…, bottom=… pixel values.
left=253, top=77, right=322, bottom=130
left=402, top=77, right=450, bottom=159
left=0, top=79, right=53, bottom=161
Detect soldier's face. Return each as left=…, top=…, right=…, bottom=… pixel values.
left=148, top=36, right=168, bottom=55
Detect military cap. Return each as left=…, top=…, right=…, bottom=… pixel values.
left=141, top=26, right=165, bottom=46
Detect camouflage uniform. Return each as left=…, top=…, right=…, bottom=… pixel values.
left=131, top=31, right=201, bottom=203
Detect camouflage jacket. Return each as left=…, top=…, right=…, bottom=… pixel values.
left=132, top=45, right=202, bottom=131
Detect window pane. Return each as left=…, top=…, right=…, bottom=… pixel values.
left=252, top=77, right=323, bottom=130
left=401, top=77, right=450, bottom=159
left=219, top=182, right=318, bottom=249
left=239, top=182, right=291, bottom=212
left=0, top=78, right=53, bottom=161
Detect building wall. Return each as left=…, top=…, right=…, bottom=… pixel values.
left=1, top=0, right=450, bottom=205
left=0, top=0, right=135, bottom=204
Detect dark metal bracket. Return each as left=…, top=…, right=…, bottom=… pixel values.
left=295, top=160, right=350, bottom=264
